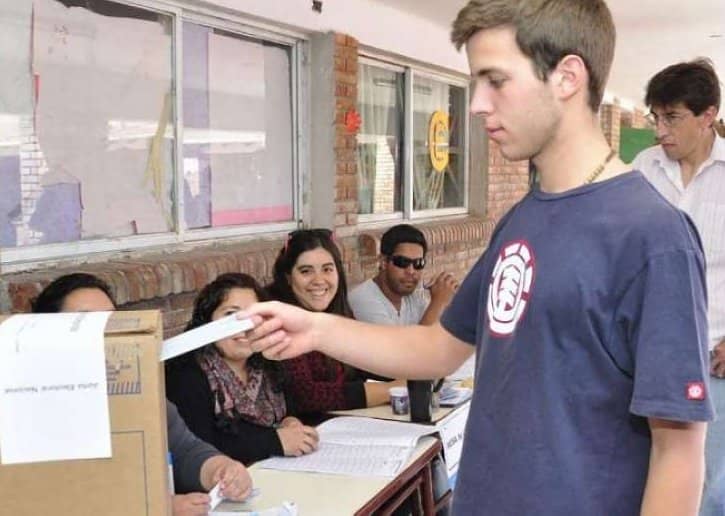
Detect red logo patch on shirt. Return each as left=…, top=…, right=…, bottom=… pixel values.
left=686, top=382, right=706, bottom=401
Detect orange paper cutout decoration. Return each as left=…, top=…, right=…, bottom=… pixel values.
left=344, top=109, right=362, bottom=133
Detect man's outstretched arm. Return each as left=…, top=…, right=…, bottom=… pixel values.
left=245, top=301, right=473, bottom=379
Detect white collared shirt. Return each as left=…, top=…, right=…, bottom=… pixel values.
left=633, top=132, right=725, bottom=349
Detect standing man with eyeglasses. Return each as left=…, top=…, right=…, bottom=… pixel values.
left=633, top=58, right=725, bottom=516
left=349, top=224, right=458, bottom=326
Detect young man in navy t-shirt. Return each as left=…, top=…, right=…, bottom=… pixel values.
left=245, top=1, right=713, bottom=514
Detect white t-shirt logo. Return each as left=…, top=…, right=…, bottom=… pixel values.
left=686, top=382, right=706, bottom=401
left=487, top=240, right=536, bottom=336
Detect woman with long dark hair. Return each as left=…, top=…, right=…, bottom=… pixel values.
left=30, top=273, right=253, bottom=514
left=267, top=229, right=401, bottom=418
left=165, top=273, right=318, bottom=465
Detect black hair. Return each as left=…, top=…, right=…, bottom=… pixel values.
left=380, top=224, right=428, bottom=256
left=185, top=272, right=277, bottom=374
left=32, top=273, right=116, bottom=313
left=645, top=58, right=721, bottom=116
left=267, top=229, right=353, bottom=318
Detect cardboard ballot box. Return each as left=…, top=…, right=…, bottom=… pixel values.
left=0, top=311, right=170, bottom=516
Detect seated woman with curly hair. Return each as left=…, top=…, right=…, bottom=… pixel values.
left=165, top=273, right=318, bottom=465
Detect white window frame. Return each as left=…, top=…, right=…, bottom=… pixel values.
left=357, top=52, right=470, bottom=227
left=1, top=0, right=307, bottom=270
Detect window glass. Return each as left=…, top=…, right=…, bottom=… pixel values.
left=182, top=23, right=294, bottom=229
left=356, top=63, right=404, bottom=215
left=0, top=0, right=174, bottom=247
left=412, top=76, right=466, bottom=211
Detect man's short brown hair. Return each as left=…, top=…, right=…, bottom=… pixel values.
left=451, top=0, right=615, bottom=112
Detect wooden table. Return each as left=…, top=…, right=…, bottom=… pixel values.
left=214, top=437, right=447, bottom=515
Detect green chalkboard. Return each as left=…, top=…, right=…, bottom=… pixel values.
left=619, top=127, right=655, bottom=164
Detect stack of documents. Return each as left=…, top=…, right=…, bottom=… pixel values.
left=258, top=417, right=436, bottom=477
left=438, top=385, right=473, bottom=407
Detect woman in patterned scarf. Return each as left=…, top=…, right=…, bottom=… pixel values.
left=166, top=273, right=319, bottom=465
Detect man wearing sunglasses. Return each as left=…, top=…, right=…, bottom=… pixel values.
left=349, top=224, right=458, bottom=326
left=633, top=58, right=725, bottom=516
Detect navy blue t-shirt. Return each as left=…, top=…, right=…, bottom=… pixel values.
left=441, top=172, right=714, bottom=516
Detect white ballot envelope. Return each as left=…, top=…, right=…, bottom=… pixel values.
left=160, top=314, right=254, bottom=361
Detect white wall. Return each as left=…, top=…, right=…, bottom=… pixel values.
left=201, top=0, right=470, bottom=75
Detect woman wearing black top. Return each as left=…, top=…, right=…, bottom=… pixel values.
left=165, top=273, right=318, bottom=465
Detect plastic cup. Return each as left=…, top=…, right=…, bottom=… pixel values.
left=389, top=386, right=409, bottom=415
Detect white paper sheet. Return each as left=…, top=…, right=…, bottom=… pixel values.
left=160, top=314, right=254, bottom=361
left=0, top=312, right=112, bottom=464
left=258, top=417, right=436, bottom=477
left=438, top=385, right=473, bottom=407
left=209, top=483, right=224, bottom=511
left=212, top=501, right=296, bottom=516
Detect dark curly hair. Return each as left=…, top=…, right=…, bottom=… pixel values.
left=184, top=272, right=280, bottom=379
left=32, top=273, right=116, bottom=313
left=267, top=229, right=353, bottom=318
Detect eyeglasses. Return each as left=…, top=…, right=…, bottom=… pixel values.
left=388, top=255, right=426, bottom=270
left=645, top=111, right=692, bottom=128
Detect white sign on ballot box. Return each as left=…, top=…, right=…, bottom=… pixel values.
left=0, top=312, right=112, bottom=465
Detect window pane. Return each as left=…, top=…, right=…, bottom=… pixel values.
left=412, top=76, right=466, bottom=211
left=182, top=23, right=294, bottom=229
left=0, top=0, right=174, bottom=248
left=356, top=63, right=404, bottom=215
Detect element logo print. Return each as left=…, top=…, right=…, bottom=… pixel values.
left=487, top=240, right=535, bottom=336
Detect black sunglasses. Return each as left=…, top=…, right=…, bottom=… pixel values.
left=388, top=255, right=426, bottom=270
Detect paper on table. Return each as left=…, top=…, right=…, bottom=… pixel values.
left=258, top=417, right=436, bottom=477
left=209, top=483, right=224, bottom=511
left=438, top=385, right=473, bottom=407
left=259, top=442, right=410, bottom=477
left=212, top=501, right=297, bottom=516
left=0, top=312, right=112, bottom=464
left=160, top=314, right=254, bottom=361
left=317, top=416, right=434, bottom=448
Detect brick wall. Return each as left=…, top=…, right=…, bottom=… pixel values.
left=485, top=141, right=529, bottom=224
left=1, top=217, right=491, bottom=338
left=333, top=34, right=360, bottom=238
left=17, top=115, right=47, bottom=246
left=600, top=102, right=622, bottom=151
left=621, top=108, right=649, bottom=129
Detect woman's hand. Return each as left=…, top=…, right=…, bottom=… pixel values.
left=211, top=458, right=253, bottom=501
left=172, top=493, right=211, bottom=516
left=277, top=424, right=319, bottom=456
left=279, top=416, right=304, bottom=428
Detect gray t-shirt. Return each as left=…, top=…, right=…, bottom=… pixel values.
left=349, top=278, right=429, bottom=325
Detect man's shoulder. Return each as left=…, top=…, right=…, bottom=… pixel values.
left=350, top=278, right=375, bottom=295
left=631, top=144, right=666, bottom=173
left=349, top=278, right=383, bottom=303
